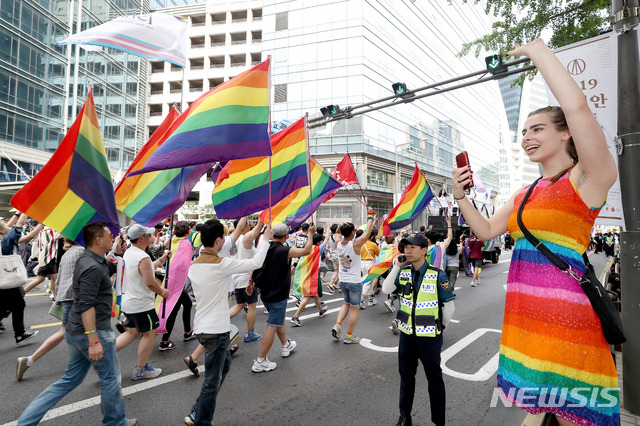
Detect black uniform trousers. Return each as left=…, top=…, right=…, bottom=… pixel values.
left=398, top=331, right=445, bottom=425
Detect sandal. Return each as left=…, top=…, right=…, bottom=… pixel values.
left=115, top=321, right=126, bottom=334
left=183, top=355, right=200, bottom=377
left=229, top=344, right=239, bottom=356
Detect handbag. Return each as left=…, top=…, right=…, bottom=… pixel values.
left=517, top=178, right=626, bottom=345
left=49, top=302, right=64, bottom=321
left=0, top=245, right=28, bottom=289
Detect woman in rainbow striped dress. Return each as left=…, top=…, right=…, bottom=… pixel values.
left=452, top=39, right=619, bottom=426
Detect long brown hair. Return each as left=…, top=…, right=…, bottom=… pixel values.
left=528, top=106, right=578, bottom=183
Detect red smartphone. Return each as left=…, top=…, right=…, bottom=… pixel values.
left=455, top=151, right=474, bottom=190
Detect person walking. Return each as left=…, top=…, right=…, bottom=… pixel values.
left=382, top=233, right=455, bottom=426
left=360, top=230, right=380, bottom=308
left=183, top=220, right=272, bottom=425
left=17, top=221, right=138, bottom=426
left=115, top=224, right=170, bottom=380
left=466, top=233, right=484, bottom=287
left=331, top=207, right=377, bottom=344
left=452, top=39, right=620, bottom=426
left=251, top=222, right=314, bottom=372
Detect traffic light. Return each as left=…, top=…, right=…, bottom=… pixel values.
left=392, top=82, right=414, bottom=100
left=320, top=105, right=342, bottom=117
left=485, top=54, right=508, bottom=75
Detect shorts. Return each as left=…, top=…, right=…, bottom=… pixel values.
left=37, top=262, right=58, bottom=277
left=234, top=287, right=258, bottom=305
left=339, top=282, right=362, bottom=307
left=60, top=300, right=73, bottom=327
left=263, top=299, right=287, bottom=327
left=123, top=308, right=159, bottom=332
left=331, top=258, right=339, bottom=271
left=472, top=259, right=483, bottom=268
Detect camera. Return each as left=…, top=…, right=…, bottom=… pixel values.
left=398, top=255, right=407, bottom=263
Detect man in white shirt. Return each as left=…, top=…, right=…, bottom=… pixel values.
left=183, top=220, right=272, bottom=426
left=115, top=224, right=170, bottom=381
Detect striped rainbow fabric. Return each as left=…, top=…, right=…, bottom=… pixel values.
left=11, top=90, right=120, bottom=246
left=362, top=245, right=399, bottom=284
left=292, top=246, right=321, bottom=297
left=130, top=60, right=272, bottom=175
left=258, top=158, right=341, bottom=228
left=426, top=244, right=445, bottom=269
left=115, top=106, right=213, bottom=226
left=59, top=13, right=188, bottom=67
left=212, top=117, right=308, bottom=218
left=382, top=164, right=434, bottom=236
left=499, top=173, right=619, bottom=426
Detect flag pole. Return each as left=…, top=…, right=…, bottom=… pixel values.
left=267, top=56, right=273, bottom=226
left=1, top=150, right=31, bottom=181
left=161, top=214, right=175, bottom=319
left=316, top=161, right=367, bottom=207
left=304, top=113, right=314, bottom=224
left=418, top=163, right=445, bottom=210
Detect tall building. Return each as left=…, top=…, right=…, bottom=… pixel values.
left=496, top=73, right=548, bottom=206
left=0, top=0, right=150, bottom=217
left=263, top=0, right=504, bottom=225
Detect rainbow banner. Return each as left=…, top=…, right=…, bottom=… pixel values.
left=362, top=246, right=399, bottom=284
left=130, top=60, right=272, bottom=175
left=115, top=106, right=213, bottom=226
left=382, top=165, right=434, bottom=236
left=259, top=158, right=341, bottom=228
left=426, top=244, right=445, bottom=269
left=292, top=246, right=321, bottom=297
left=11, top=90, right=119, bottom=245
left=59, top=13, right=188, bottom=67
left=212, top=117, right=308, bottom=218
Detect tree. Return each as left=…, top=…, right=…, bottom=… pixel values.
left=457, top=0, right=611, bottom=81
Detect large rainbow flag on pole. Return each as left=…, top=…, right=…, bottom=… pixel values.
left=115, top=106, right=213, bottom=226
left=292, top=246, right=321, bottom=297
left=362, top=245, right=399, bottom=284
left=11, top=90, right=120, bottom=245
left=130, top=60, right=273, bottom=175
left=212, top=117, right=308, bottom=218
left=258, top=158, right=341, bottom=228
left=382, top=164, right=434, bottom=236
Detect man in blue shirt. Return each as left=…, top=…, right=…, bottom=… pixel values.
left=383, top=233, right=455, bottom=426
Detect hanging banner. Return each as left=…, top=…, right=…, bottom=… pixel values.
left=546, top=33, right=624, bottom=228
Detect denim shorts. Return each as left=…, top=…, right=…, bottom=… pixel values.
left=263, top=299, right=287, bottom=327
left=340, top=282, right=363, bottom=307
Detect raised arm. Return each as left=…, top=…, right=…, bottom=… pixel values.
left=230, top=216, right=247, bottom=244
left=244, top=219, right=263, bottom=250
left=288, top=224, right=316, bottom=258
left=442, top=216, right=453, bottom=248
left=18, top=222, right=44, bottom=244
left=353, top=207, right=377, bottom=253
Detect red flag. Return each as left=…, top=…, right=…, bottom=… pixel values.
left=324, top=154, right=359, bottom=202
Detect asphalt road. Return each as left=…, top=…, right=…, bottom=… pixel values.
left=0, top=251, right=613, bottom=426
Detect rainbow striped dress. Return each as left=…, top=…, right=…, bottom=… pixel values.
left=498, top=173, right=620, bottom=426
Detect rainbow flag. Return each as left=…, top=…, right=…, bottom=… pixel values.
left=426, top=244, right=445, bottom=269
left=115, top=106, right=213, bottom=226
left=292, top=246, right=321, bottom=297
left=382, top=165, right=434, bottom=236
left=130, top=60, right=273, bottom=175
left=259, top=158, right=341, bottom=228
left=362, top=246, right=399, bottom=284
left=11, top=90, right=119, bottom=245
left=212, top=117, right=308, bottom=218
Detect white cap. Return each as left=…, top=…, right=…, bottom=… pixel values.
left=127, top=224, right=155, bottom=240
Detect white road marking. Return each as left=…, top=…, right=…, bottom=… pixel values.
left=360, top=338, right=398, bottom=353
left=503, top=285, right=507, bottom=292
left=286, top=307, right=342, bottom=322
left=440, top=328, right=502, bottom=382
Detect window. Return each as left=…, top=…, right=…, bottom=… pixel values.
left=317, top=205, right=353, bottom=220
left=274, top=84, right=287, bottom=103
left=367, top=169, right=388, bottom=189
left=275, top=12, right=288, bottom=31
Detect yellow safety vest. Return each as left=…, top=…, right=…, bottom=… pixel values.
left=396, top=265, right=441, bottom=337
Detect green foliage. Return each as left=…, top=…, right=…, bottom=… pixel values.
left=455, top=0, right=611, bottom=84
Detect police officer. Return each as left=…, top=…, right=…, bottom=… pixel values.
left=382, top=233, right=455, bottom=426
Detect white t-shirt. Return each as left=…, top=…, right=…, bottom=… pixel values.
left=218, top=235, right=237, bottom=291
left=336, top=239, right=362, bottom=284
left=189, top=238, right=269, bottom=334
left=121, top=245, right=156, bottom=313
left=232, top=233, right=256, bottom=289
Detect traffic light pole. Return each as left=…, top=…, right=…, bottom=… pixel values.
left=613, top=0, right=640, bottom=415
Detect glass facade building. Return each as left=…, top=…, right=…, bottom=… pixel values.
left=0, top=0, right=149, bottom=216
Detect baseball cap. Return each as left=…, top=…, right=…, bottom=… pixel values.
left=127, top=224, right=155, bottom=240
left=400, top=233, right=429, bottom=248
left=272, top=223, right=289, bottom=237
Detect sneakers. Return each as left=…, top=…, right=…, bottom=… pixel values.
left=125, top=419, right=139, bottom=426
left=326, top=284, right=335, bottom=295
left=470, top=281, right=478, bottom=287
left=183, top=410, right=196, bottom=426
left=131, top=362, right=162, bottom=380
left=229, top=344, right=239, bottom=356
left=244, top=329, right=263, bottom=342
left=384, top=299, right=396, bottom=313
left=183, top=355, right=199, bottom=377
left=15, top=330, right=39, bottom=344
left=159, top=340, right=176, bottom=351
left=183, top=330, right=195, bottom=341
left=290, top=316, right=302, bottom=327
left=367, top=298, right=377, bottom=307
left=281, top=339, right=297, bottom=357
left=331, top=323, right=341, bottom=340
left=16, top=357, right=29, bottom=381
left=359, top=300, right=366, bottom=310
left=344, top=334, right=361, bottom=344
left=252, top=357, right=277, bottom=372
left=263, top=307, right=269, bottom=315
left=115, top=321, right=126, bottom=334
left=318, top=307, right=328, bottom=317
left=391, top=320, right=399, bottom=335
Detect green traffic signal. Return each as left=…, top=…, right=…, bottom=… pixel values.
left=485, top=54, right=507, bottom=75
left=392, top=82, right=407, bottom=95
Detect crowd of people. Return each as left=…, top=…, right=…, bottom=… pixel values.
left=0, top=39, right=621, bottom=426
